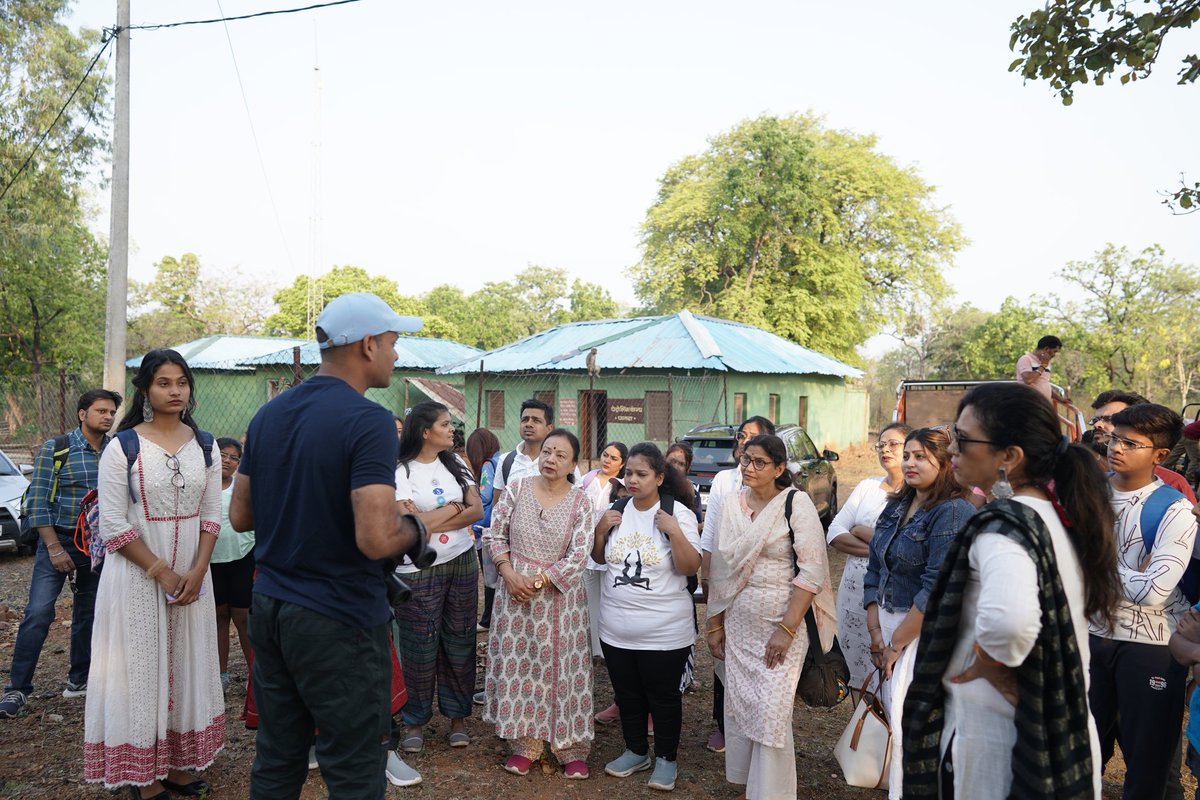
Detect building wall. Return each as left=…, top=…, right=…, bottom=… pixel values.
left=460, top=370, right=868, bottom=454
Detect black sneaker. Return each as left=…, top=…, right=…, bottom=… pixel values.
left=0, top=690, right=28, bottom=718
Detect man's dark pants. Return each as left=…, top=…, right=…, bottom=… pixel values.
left=5, top=530, right=99, bottom=694
left=249, top=593, right=391, bottom=800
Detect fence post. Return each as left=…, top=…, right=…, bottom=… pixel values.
left=292, top=347, right=303, bottom=386
left=475, top=361, right=484, bottom=430
left=59, top=369, right=68, bottom=432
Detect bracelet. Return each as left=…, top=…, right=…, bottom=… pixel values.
left=707, top=625, right=723, bottom=634
left=973, top=642, right=1004, bottom=667
left=47, top=547, right=66, bottom=556
left=493, top=558, right=512, bottom=571
left=778, top=622, right=796, bottom=638
left=867, top=626, right=881, bottom=633
left=145, top=558, right=168, bottom=578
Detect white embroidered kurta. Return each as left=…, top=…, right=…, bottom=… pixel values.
left=84, top=435, right=225, bottom=788
left=482, top=478, right=595, bottom=751
left=709, top=488, right=835, bottom=749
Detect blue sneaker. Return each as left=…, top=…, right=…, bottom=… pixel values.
left=604, top=749, right=652, bottom=778
left=648, top=757, right=677, bottom=791
left=0, top=690, right=27, bottom=718
left=385, top=750, right=422, bottom=787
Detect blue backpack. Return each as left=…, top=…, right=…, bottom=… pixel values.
left=74, top=429, right=215, bottom=569
left=1139, top=483, right=1200, bottom=604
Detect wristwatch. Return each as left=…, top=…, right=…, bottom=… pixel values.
left=533, top=574, right=545, bottom=590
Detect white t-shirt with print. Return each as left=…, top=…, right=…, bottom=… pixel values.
left=394, top=456, right=475, bottom=572
left=1090, top=479, right=1199, bottom=644
left=598, top=498, right=701, bottom=650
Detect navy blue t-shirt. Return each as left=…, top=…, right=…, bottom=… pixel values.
left=239, top=375, right=398, bottom=627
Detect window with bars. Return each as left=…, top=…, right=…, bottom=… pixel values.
left=768, top=393, right=780, bottom=422
left=797, top=395, right=808, bottom=429
left=733, top=393, right=746, bottom=424
left=645, top=390, right=672, bottom=441
left=487, top=390, right=505, bottom=429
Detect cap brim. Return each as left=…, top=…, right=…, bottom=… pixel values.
left=395, top=315, right=423, bottom=334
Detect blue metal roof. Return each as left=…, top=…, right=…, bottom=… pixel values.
left=438, top=312, right=862, bottom=378
left=125, top=335, right=307, bottom=371
left=243, top=336, right=481, bottom=370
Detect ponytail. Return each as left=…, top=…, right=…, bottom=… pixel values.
left=1051, top=444, right=1119, bottom=629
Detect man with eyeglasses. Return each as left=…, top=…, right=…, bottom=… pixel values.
left=699, top=415, right=775, bottom=754
left=1, top=389, right=121, bottom=720
left=1090, top=390, right=1196, bottom=503
left=1088, top=402, right=1198, bottom=800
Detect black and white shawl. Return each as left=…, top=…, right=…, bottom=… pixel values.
left=901, top=498, right=1094, bottom=799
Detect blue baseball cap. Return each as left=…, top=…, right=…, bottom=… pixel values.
left=315, top=292, right=423, bottom=349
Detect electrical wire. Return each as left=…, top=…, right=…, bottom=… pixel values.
left=128, top=0, right=365, bottom=31
left=0, top=35, right=113, bottom=204
left=214, top=0, right=296, bottom=271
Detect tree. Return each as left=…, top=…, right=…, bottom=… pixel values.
left=1009, top=0, right=1200, bottom=211
left=127, top=253, right=276, bottom=355
left=631, top=114, right=963, bottom=362
left=266, top=265, right=457, bottom=340
left=0, top=2, right=111, bottom=429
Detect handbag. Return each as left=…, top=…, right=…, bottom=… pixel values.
left=834, top=670, right=891, bottom=790
left=797, top=607, right=850, bottom=707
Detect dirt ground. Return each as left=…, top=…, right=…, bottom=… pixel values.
left=0, top=445, right=1162, bottom=798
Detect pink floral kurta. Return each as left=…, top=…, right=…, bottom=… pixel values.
left=482, top=477, right=594, bottom=751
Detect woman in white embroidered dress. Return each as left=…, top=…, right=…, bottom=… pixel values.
left=826, top=422, right=910, bottom=688
left=706, top=434, right=835, bottom=800
left=84, top=349, right=225, bottom=800
left=483, top=428, right=595, bottom=779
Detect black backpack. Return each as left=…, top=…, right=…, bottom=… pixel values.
left=607, top=494, right=699, bottom=595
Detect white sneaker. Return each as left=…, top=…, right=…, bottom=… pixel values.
left=385, top=750, right=422, bottom=787
left=308, top=745, right=318, bottom=770
left=62, top=681, right=87, bottom=698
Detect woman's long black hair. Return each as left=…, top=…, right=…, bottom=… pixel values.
left=118, top=349, right=202, bottom=438
left=602, top=441, right=629, bottom=478
left=959, top=382, right=1119, bottom=627
left=398, top=401, right=473, bottom=492
left=627, top=442, right=695, bottom=507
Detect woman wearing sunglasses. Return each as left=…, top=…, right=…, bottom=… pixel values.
left=862, top=426, right=974, bottom=798
left=84, top=349, right=225, bottom=799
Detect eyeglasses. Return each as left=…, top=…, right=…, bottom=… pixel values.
left=951, top=425, right=995, bottom=448
left=738, top=454, right=771, bottom=471
left=872, top=440, right=904, bottom=453
left=220, top=452, right=241, bottom=463
left=1105, top=435, right=1156, bottom=452
left=165, top=455, right=185, bottom=489
left=1089, top=414, right=1113, bottom=427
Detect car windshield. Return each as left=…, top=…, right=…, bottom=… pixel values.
left=685, top=438, right=736, bottom=472
left=0, top=452, right=19, bottom=477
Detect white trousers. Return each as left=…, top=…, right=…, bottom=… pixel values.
left=724, top=703, right=796, bottom=800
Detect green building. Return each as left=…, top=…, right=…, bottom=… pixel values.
left=438, top=311, right=867, bottom=458
left=127, top=334, right=481, bottom=437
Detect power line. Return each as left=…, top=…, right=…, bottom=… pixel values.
left=129, top=0, right=366, bottom=31
left=0, top=35, right=113, bottom=204
left=214, top=0, right=296, bottom=271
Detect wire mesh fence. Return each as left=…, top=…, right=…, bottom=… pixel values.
left=1, top=348, right=868, bottom=472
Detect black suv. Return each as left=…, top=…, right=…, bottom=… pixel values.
left=680, top=423, right=839, bottom=528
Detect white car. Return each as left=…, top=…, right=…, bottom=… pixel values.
left=0, top=450, right=32, bottom=555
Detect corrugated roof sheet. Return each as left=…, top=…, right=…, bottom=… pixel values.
left=125, top=335, right=306, bottom=371
left=439, top=311, right=862, bottom=378
left=243, top=336, right=481, bottom=370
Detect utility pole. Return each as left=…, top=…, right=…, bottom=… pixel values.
left=103, top=0, right=131, bottom=394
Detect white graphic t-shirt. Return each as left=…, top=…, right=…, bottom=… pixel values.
left=394, top=456, right=475, bottom=572
left=598, top=497, right=701, bottom=650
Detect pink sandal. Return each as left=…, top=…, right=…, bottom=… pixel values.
left=563, top=760, right=589, bottom=779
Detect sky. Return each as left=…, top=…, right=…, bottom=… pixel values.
left=65, top=0, right=1200, bottom=356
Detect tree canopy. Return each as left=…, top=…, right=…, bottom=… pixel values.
left=630, top=114, right=964, bottom=363
left=1009, top=0, right=1200, bottom=210
left=0, top=1, right=109, bottom=379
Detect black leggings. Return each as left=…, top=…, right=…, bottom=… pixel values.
left=600, top=641, right=691, bottom=762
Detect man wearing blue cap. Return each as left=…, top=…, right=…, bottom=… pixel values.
left=231, top=292, right=430, bottom=799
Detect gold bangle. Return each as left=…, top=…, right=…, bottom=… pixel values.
left=778, top=622, right=796, bottom=638
left=145, top=558, right=168, bottom=578
left=707, top=625, right=723, bottom=634
left=493, top=558, right=512, bottom=571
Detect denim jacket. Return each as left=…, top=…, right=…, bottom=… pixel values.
left=862, top=494, right=975, bottom=613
